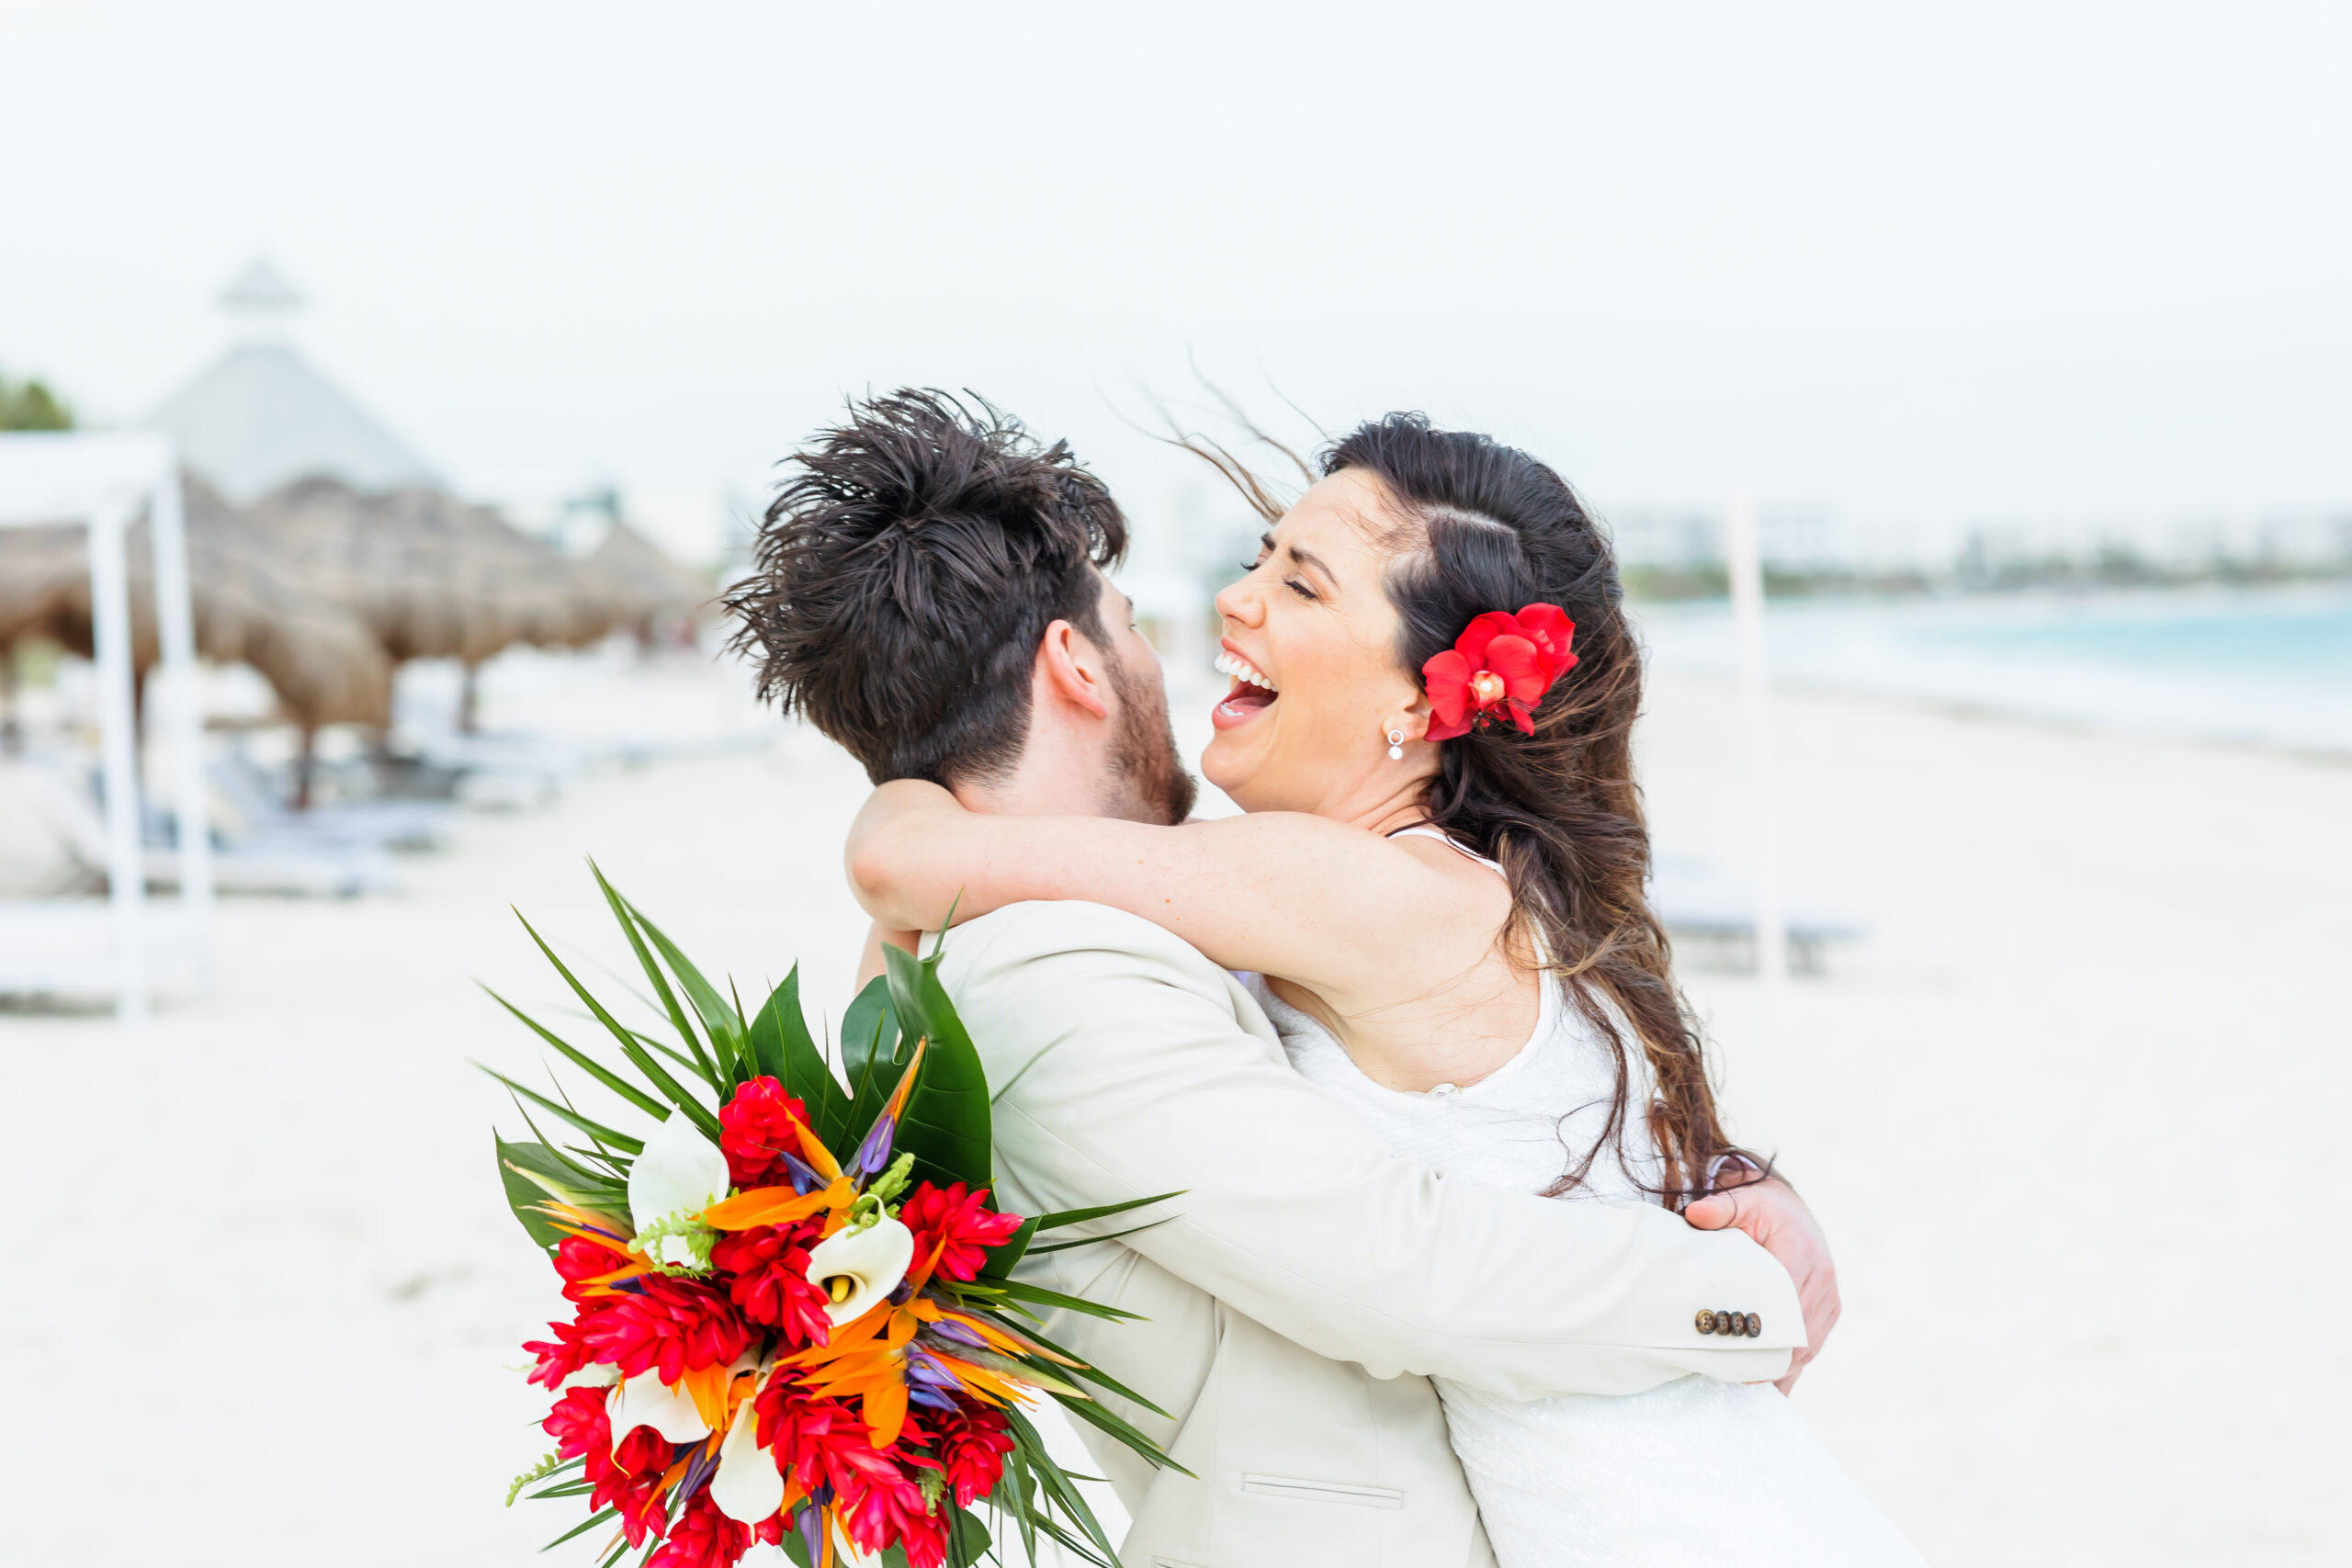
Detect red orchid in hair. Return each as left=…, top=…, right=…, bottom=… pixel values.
left=1421, top=604, right=1577, bottom=739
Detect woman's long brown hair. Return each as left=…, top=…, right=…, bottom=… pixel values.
left=1202, top=412, right=1749, bottom=1206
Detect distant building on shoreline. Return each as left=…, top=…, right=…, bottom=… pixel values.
left=148, top=259, right=442, bottom=503
left=1606, top=501, right=2352, bottom=601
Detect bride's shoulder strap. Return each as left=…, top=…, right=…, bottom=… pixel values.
left=1385, top=822, right=1507, bottom=879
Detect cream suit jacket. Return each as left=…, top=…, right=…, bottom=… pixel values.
left=935, top=901, right=1802, bottom=1568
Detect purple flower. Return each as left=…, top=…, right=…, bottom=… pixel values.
left=902, top=1347, right=960, bottom=1390
left=779, top=1150, right=823, bottom=1196
left=671, top=1438, right=720, bottom=1505
left=921, top=1318, right=988, bottom=1350
left=852, top=1115, right=896, bottom=1181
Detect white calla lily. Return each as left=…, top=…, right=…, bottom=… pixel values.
left=627, top=1111, right=729, bottom=1270
left=606, top=1371, right=711, bottom=1447
left=804, top=1214, right=915, bottom=1325
left=709, top=1392, right=785, bottom=1524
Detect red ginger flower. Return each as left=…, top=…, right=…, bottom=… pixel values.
left=755, top=1370, right=950, bottom=1557
left=898, top=1182, right=1023, bottom=1284
left=719, top=1077, right=809, bottom=1189
left=598, top=1423, right=677, bottom=1548
left=709, top=1224, right=832, bottom=1348
left=1421, top=604, right=1577, bottom=739
left=753, top=1371, right=874, bottom=1490
left=581, top=1277, right=751, bottom=1385
left=649, top=1490, right=754, bottom=1568
left=555, top=1235, right=625, bottom=1303
left=544, top=1387, right=672, bottom=1544
left=839, top=1458, right=948, bottom=1568
left=745, top=1427, right=941, bottom=1568
left=933, top=1400, right=1014, bottom=1507
left=542, top=1384, right=613, bottom=1465
left=523, top=1303, right=616, bottom=1391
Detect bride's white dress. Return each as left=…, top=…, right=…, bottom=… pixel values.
left=1240, top=838, right=1927, bottom=1567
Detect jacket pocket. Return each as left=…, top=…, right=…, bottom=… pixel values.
left=1239, top=1473, right=1406, bottom=1509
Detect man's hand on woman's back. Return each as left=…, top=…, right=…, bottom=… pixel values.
left=1682, top=1175, right=1840, bottom=1394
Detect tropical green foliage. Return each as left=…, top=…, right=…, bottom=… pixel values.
left=0, top=372, right=73, bottom=431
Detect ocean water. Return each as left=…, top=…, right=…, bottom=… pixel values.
left=1633, top=585, right=2352, bottom=755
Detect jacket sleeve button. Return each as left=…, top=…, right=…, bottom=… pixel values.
left=1745, top=1313, right=1761, bottom=1337
left=1695, top=1309, right=1716, bottom=1334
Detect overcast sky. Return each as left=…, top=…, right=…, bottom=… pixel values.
left=3, top=0, right=2346, bottom=558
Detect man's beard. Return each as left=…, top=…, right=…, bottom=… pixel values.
left=1102, top=650, right=1197, bottom=825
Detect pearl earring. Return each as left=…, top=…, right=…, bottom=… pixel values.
left=1386, top=728, right=1405, bottom=761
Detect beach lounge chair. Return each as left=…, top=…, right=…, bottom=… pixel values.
left=209, top=742, right=456, bottom=851
left=1647, top=852, right=1862, bottom=975
left=28, top=760, right=394, bottom=898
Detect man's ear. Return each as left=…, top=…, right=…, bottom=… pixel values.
left=1035, top=619, right=1113, bottom=720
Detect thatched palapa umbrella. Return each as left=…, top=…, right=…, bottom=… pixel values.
left=0, top=520, right=85, bottom=647
left=3, top=469, right=625, bottom=797
left=244, top=477, right=616, bottom=731
left=0, top=520, right=86, bottom=753
left=577, top=517, right=713, bottom=643
left=0, top=473, right=395, bottom=789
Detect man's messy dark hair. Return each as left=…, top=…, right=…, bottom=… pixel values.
left=724, top=389, right=1127, bottom=785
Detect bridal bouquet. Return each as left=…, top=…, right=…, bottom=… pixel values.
left=486, top=869, right=1174, bottom=1568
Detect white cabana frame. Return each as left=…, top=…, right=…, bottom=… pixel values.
left=0, top=432, right=214, bottom=1020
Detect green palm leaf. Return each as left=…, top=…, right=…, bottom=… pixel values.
left=745, top=966, right=852, bottom=1142
left=514, top=910, right=720, bottom=1140
left=590, top=861, right=717, bottom=1089
left=481, top=986, right=671, bottom=1123
left=881, top=945, right=992, bottom=1190
left=839, top=975, right=899, bottom=1130
left=475, top=1064, right=643, bottom=1154
left=496, top=1136, right=576, bottom=1251
left=623, top=898, right=750, bottom=1078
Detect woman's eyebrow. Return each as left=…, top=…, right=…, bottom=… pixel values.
left=1283, top=542, right=1338, bottom=587
left=1260, top=529, right=1336, bottom=591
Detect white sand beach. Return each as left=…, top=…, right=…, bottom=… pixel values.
left=1639, top=672, right=2351, bottom=1565
left=3, top=651, right=2346, bottom=1566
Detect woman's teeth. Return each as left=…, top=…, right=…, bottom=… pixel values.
left=1214, top=651, right=1279, bottom=693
